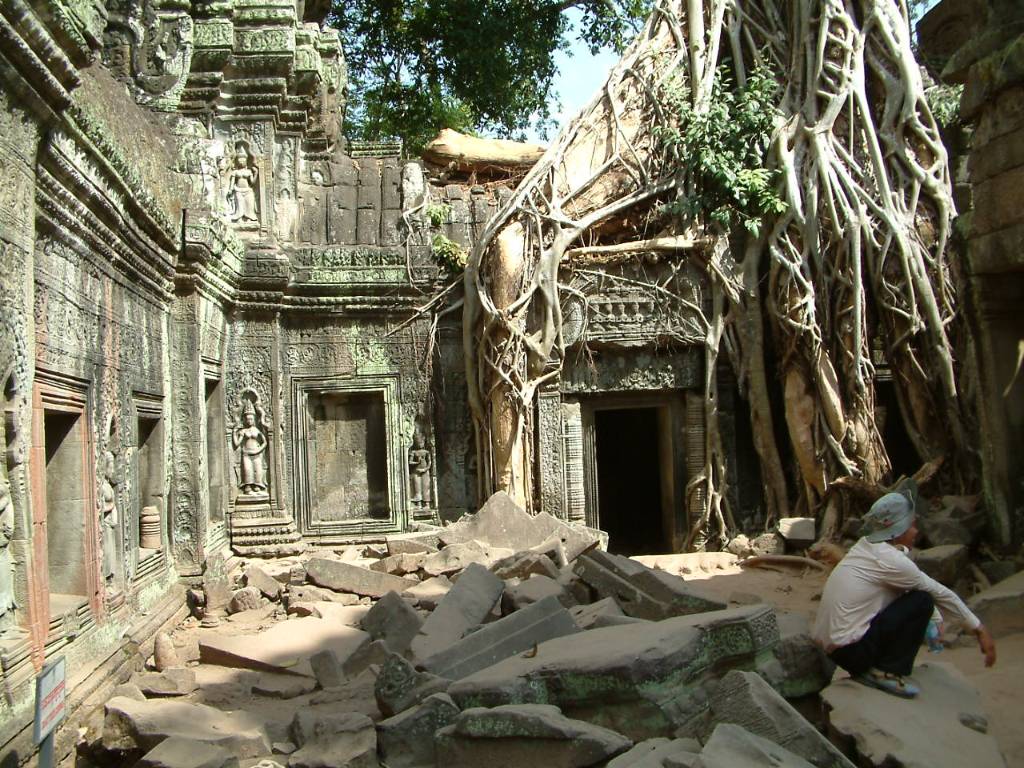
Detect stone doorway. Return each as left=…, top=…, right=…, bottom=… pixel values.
left=583, top=397, right=679, bottom=555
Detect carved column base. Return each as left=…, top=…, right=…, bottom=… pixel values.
left=229, top=497, right=305, bottom=556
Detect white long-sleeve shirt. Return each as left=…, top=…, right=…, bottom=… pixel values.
left=813, top=537, right=981, bottom=650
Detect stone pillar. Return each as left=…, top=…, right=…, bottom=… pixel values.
left=536, top=385, right=565, bottom=518
left=561, top=402, right=586, bottom=524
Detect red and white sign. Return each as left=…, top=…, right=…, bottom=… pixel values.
left=34, top=656, right=66, bottom=744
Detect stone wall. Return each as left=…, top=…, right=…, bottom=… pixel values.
left=921, top=0, right=1024, bottom=546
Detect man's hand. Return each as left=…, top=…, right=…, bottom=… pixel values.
left=976, top=625, right=997, bottom=667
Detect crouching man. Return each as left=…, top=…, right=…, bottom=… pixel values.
left=813, top=489, right=997, bottom=698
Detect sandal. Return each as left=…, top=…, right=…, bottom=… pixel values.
left=854, top=669, right=920, bottom=699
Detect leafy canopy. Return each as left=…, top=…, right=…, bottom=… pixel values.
left=329, top=0, right=650, bottom=153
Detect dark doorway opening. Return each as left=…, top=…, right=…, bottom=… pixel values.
left=875, top=381, right=920, bottom=480
left=595, top=407, right=663, bottom=555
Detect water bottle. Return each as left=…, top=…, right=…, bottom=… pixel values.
left=926, top=618, right=943, bottom=653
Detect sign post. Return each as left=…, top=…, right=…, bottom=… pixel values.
left=34, top=656, right=66, bottom=768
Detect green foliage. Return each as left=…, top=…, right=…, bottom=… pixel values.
left=431, top=233, right=468, bottom=273
left=925, top=82, right=963, bottom=128
left=425, top=202, right=451, bottom=228
left=329, top=0, right=651, bottom=154
left=655, top=66, right=787, bottom=236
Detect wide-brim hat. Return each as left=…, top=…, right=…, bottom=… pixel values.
left=862, top=489, right=916, bottom=543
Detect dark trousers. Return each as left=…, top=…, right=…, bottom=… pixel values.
left=828, top=590, right=934, bottom=677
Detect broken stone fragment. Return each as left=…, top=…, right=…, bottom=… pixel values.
left=228, top=586, right=263, bottom=614
left=605, top=738, right=701, bottom=768
left=491, top=550, right=561, bottom=581
left=309, top=649, right=345, bottom=689
left=111, top=683, right=147, bottom=701
left=245, top=564, right=284, bottom=600
left=376, top=692, right=460, bottom=768
left=287, top=584, right=361, bottom=607
left=697, top=723, right=816, bottom=768
left=502, top=574, right=572, bottom=612
left=421, top=540, right=514, bottom=575
left=776, top=517, right=816, bottom=548
left=530, top=511, right=604, bottom=561
left=411, top=562, right=503, bottom=661
left=435, top=704, right=632, bottom=768
left=288, top=710, right=377, bottom=768
left=822, top=662, right=1005, bottom=768
left=370, top=552, right=426, bottom=576
left=374, top=653, right=451, bottom=718
left=968, top=569, right=1024, bottom=637
left=130, top=668, right=198, bottom=698
left=750, top=532, right=785, bottom=556
left=573, top=550, right=727, bottom=620
left=360, top=590, right=422, bottom=654
left=704, top=670, right=853, bottom=768
left=153, top=632, right=180, bottom=671
left=402, top=575, right=453, bottom=609
left=439, top=491, right=538, bottom=550
left=342, top=638, right=391, bottom=679
left=913, top=544, right=970, bottom=587
left=305, top=557, right=417, bottom=598
left=569, top=597, right=624, bottom=630
left=135, top=736, right=239, bottom=768
left=420, top=594, right=581, bottom=681
left=448, top=605, right=779, bottom=740
left=252, top=672, right=318, bottom=699
left=102, top=696, right=270, bottom=760
left=764, top=612, right=835, bottom=698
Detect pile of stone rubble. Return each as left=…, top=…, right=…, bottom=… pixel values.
left=78, top=492, right=1009, bottom=768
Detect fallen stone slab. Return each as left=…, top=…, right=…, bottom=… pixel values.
left=289, top=710, right=377, bottom=768
left=503, top=574, right=571, bottom=611
left=229, top=586, right=263, bottom=614
left=252, top=671, right=318, bottom=699
left=531, top=512, right=603, bottom=561
left=570, top=597, right=624, bottom=629
left=342, top=638, right=391, bottom=679
left=246, top=564, right=284, bottom=600
left=199, top=617, right=368, bottom=677
left=421, top=541, right=514, bottom=576
left=605, top=738, right=701, bottom=768
left=361, top=591, right=422, bottom=654
left=135, top=736, right=239, bottom=768
left=573, top=550, right=726, bottom=620
left=777, top=517, right=816, bottom=548
left=306, top=602, right=371, bottom=625
left=421, top=595, right=581, bottom=680
left=913, top=544, right=969, bottom=587
left=371, top=552, right=425, bottom=576
left=103, top=696, right=270, bottom=759
left=706, top=670, right=854, bottom=768
left=436, top=704, right=631, bottom=768
left=411, top=563, right=503, bottom=661
left=386, top=537, right=438, bottom=555
left=402, top=575, right=452, bottom=609
left=967, top=569, right=1024, bottom=638
left=130, top=668, right=198, bottom=697
left=765, top=612, right=835, bottom=698
left=306, top=557, right=416, bottom=598
left=492, top=551, right=561, bottom=581
left=439, top=491, right=538, bottom=550
left=822, top=662, right=1005, bottom=768
left=377, top=693, right=460, bottom=768
left=448, top=605, right=779, bottom=740
left=698, top=723, right=815, bottom=768
left=375, top=653, right=451, bottom=718
left=287, top=584, right=361, bottom=607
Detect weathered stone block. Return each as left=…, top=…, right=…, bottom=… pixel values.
left=606, top=738, right=701, bottom=768
left=439, top=491, right=537, bottom=549
left=245, top=564, right=283, bottom=600
left=706, top=670, right=853, bottom=768
left=411, top=562, right=503, bottom=660
left=968, top=569, right=1024, bottom=637
left=305, top=557, right=416, bottom=598
left=422, top=541, right=513, bottom=575
left=492, top=551, right=561, bottom=581
left=361, top=590, right=423, bottom=654
left=228, top=586, right=263, bottom=614
left=402, top=575, right=453, bottom=609
left=914, top=544, right=970, bottom=587
left=502, top=574, right=572, bottom=612
left=777, top=517, right=815, bottom=547
left=374, top=653, right=451, bottom=718
left=377, top=693, right=460, bottom=768
left=130, top=668, right=198, bottom=698
left=135, top=736, right=239, bottom=768
left=434, top=704, right=632, bottom=768
left=697, top=724, right=815, bottom=768
left=252, top=672, right=318, bottom=699
left=764, top=612, right=835, bottom=698
left=421, top=595, right=580, bottom=680
left=309, top=649, right=345, bottom=689
left=572, top=550, right=726, bottom=620
left=288, top=710, right=378, bottom=768
left=448, top=606, right=779, bottom=740
left=569, top=597, right=624, bottom=630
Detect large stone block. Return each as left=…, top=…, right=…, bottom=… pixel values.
left=697, top=724, right=816, bottom=768
left=764, top=612, right=835, bottom=698
left=448, top=606, right=780, bottom=740
left=361, top=591, right=422, bottom=654
left=411, top=562, right=503, bottom=660
left=245, top=564, right=283, bottom=600
left=305, top=557, right=416, bottom=598
left=377, top=693, right=460, bottom=768
left=434, top=704, right=632, bottom=768
left=705, top=670, right=853, bottom=768
left=421, top=595, right=580, bottom=680
left=130, top=668, right=198, bottom=698
left=502, top=574, right=571, bottom=612
left=135, top=736, right=239, bottom=768
left=439, top=491, right=538, bottom=549
left=288, top=710, right=377, bottom=768
left=822, top=662, right=1005, bottom=768
left=572, top=550, right=726, bottom=620
left=375, top=653, right=452, bottom=718
left=967, top=569, right=1024, bottom=637
left=913, top=544, right=969, bottom=587
left=422, top=541, right=514, bottom=576
left=103, top=697, right=270, bottom=759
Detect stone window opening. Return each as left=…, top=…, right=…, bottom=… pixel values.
left=204, top=378, right=227, bottom=526
left=134, top=395, right=165, bottom=571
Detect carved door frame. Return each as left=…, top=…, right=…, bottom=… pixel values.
left=289, top=372, right=405, bottom=540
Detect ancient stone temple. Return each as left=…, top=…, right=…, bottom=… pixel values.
left=0, top=0, right=755, bottom=754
